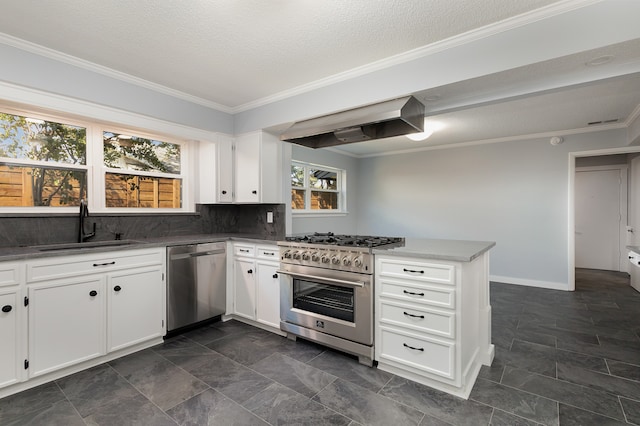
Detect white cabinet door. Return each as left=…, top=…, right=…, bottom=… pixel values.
left=234, top=258, right=256, bottom=320
left=255, top=261, right=281, bottom=329
left=234, top=133, right=261, bottom=203
left=0, top=289, right=22, bottom=388
left=234, top=131, right=281, bottom=203
left=28, top=277, right=106, bottom=378
left=107, top=267, right=164, bottom=352
left=218, top=135, right=234, bottom=203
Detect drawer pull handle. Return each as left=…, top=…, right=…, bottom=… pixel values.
left=403, top=311, right=425, bottom=319
left=93, top=261, right=116, bottom=267
left=403, top=290, right=425, bottom=296
left=89, top=290, right=98, bottom=297
left=239, top=249, right=249, bottom=253
left=403, top=343, right=424, bottom=352
left=403, top=268, right=424, bottom=274
left=114, top=285, right=122, bottom=292
left=2, top=305, right=12, bottom=313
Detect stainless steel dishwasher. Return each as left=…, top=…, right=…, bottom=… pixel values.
left=167, top=242, right=226, bottom=333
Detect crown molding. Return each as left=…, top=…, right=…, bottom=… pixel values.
left=0, top=32, right=234, bottom=114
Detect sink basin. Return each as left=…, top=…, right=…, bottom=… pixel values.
left=34, top=240, right=142, bottom=252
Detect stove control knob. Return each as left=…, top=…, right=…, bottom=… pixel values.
left=301, top=251, right=311, bottom=261
left=331, top=255, right=340, bottom=265
left=321, top=254, right=330, bottom=264
left=342, top=256, right=352, bottom=266
left=283, top=250, right=292, bottom=259
left=354, top=256, right=364, bottom=268
left=311, top=252, right=320, bottom=262
left=293, top=251, right=302, bottom=260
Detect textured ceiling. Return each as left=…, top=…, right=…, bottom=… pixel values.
left=0, top=0, right=558, bottom=108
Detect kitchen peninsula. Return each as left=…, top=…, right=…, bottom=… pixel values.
left=373, top=238, right=495, bottom=399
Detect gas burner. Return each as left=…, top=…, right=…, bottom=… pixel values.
left=286, top=233, right=403, bottom=248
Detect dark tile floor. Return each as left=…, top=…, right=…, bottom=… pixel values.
left=1, top=268, right=639, bottom=425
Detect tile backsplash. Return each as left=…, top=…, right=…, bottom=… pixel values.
left=0, top=204, right=285, bottom=247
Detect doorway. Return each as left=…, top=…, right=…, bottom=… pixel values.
left=575, top=165, right=627, bottom=272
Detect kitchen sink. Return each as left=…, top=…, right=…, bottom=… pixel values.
left=34, top=240, right=142, bottom=252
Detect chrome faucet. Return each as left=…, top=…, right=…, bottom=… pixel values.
left=78, top=199, right=96, bottom=243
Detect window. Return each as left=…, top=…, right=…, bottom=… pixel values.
left=103, top=132, right=182, bottom=208
left=0, top=107, right=190, bottom=212
left=291, top=161, right=345, bottom=213
left=0, top=112, right=88, bottom=207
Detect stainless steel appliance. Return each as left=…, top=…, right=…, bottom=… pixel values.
left=278, top=233, right=404, bottom=366
left=167, top=242, right=226, bottom=333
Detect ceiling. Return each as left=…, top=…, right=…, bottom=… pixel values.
left=1, top=0, right=640, bottom=156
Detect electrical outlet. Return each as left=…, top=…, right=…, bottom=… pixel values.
left=267, top=211, right=273, bottom=223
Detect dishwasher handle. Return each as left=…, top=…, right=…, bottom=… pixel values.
left=169, top=249, right=225, bottom=261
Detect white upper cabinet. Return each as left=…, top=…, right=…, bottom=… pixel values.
left=198, top=131, right=282, bottom=204
left=234, top=131, right=281, bottom=203
left=197, top=135, right=233, bottom=203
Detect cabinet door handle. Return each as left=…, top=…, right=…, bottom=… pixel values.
left=93, top=261, right=116, bottom=267
left=403, top=268, right=424, bottom=274
left=1, top=305, right=12, bottom=313
left=247, top=269, right=253, bottom=274
left=403, top=343, right=424, bottom=352
left=89, top=290, right=98, bottom=297
left=222, top=190, right=227, bottom=194
left=114, top=285, right=122, bottom=292
left=403, top=290, right=425, bottom=296
left=272, top=273, right=278, bottom=279
left=403, top=311, right=425, bottom=319
left=252, top=190, right=257, bottom=194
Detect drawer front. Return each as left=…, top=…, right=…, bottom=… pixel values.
left=27, top=249, right=163, bottom=283
left=0, top=263, right=21, bottom=288
left=379, top=280, right=455, bottom=309
left=379, top=326, right=455, bottom=380
left=379, top=300, right=454, bottom=338
left=378, top=258, right=455, bottom=285
left=234, top=244, right=255, bottom=257
left=256, top=245, right=278, bottom=260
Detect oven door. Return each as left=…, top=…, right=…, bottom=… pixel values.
left=278, top=264, right=373, bottom=346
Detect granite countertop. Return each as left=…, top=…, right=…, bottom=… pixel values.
left=373, top=238, right=495, bottom=262
left=0, top=233, right=278, bottom=262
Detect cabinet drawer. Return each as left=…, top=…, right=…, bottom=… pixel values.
left=378, top=258, right=455, bottom=285
left=378, top=326, right=455, bottom=380
left=234, top=244, right=255, bottom=257
left=379, top=300, right=454, bottom=338
left=379, top=280, right=455, bottom=309
left=27, top=249, right=163, bottom=283
left=256, top=245, right=278, bottom=260
left=0, top=263, right=21, bottom=288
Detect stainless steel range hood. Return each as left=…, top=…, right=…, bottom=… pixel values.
left=280, top=96, right=425, bottom=149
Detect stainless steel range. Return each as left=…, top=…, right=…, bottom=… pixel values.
left=278, top=233, right=404, bottom=366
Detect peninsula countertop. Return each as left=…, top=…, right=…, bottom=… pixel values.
left=373, top=238, right=495, bottom=262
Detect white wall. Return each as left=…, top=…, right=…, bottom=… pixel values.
left=290, top=145, right=360, bottom=235
left=354, top=130, right=629, bottom=289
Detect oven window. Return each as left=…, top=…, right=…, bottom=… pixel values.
left=293, top=279, right=354, bottom=322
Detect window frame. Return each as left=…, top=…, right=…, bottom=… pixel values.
left=291, top=160, right=347, bottom=216
left=0, top=104, right=194, bottom=214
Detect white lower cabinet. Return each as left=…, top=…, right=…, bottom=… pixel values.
left=0, top=247, right=166, bottom=398
left=108, top=267, right=164, bottom=352
left=233, top=257, right=256, bottom=320
left=375, top=253, right=493, bottom=399
left=28, top=276, right=106, bottom=378
left=255, top=260, right=280, bottom=328
left=231, top=243, right=281, bottom=332
left=0, top=287, right=23, bottom=388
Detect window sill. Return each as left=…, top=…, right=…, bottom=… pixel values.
left=292, top=211, right=348, bottom=218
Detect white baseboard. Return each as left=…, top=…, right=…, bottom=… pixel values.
left=489, top=275, right=569, bottom=291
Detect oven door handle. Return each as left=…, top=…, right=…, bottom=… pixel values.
left=276, top=270, right=365, bottom=288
